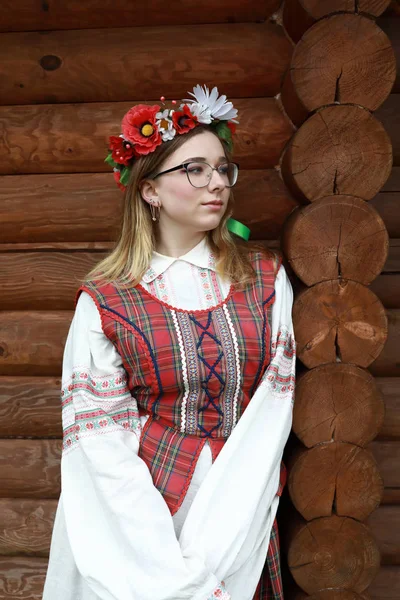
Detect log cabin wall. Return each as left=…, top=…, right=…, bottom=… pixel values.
left=0, top=1, right=398, bottom=598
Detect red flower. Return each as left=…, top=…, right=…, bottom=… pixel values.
left=121, top=104, right=162, bottom=155
left=113, top=170, right=126, bottom=192
left=172, top=104, right=198, bottom=134
left=109, top=135, right=136, bottom=166
left=227, top=122, right=236, bottom=134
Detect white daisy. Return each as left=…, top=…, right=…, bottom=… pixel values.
left=155, top=109, right=176, bottom=141
left=183, top=84, right=239, bottom=123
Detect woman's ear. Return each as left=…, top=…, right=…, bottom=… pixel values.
left=140, top=179, right=160, bottom=206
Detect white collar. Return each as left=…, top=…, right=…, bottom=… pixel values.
left=142, top=236, right=217, bottom=283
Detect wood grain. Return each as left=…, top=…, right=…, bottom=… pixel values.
left=0, top=499, right=57, bottom=557
left=0, top=169, right=298, bottom=244
left=0, top=438, right=395, bottom=498
left=0, top=440, right=61, bottom=498
left=281, top=104, right=393, bottom=203
left=0, top=24, right=292, bottom=105
left=0, top=0, right=281, bottom=31
left=0, top=99, right=294, bottom=175
left=0, top=556, right=48, bottom=599
left=290, top=14, right=396, bottom=112
left=0, top=376, right=61, bottom=438
left=1, top=374, right=398, bottom=440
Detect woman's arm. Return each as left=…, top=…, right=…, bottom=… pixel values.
left=55, top=292, right=229, bottom=600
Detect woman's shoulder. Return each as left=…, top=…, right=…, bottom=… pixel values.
left=247, top=245, right=282, bottom=277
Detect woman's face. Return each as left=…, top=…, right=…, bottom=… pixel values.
left=144, top=130, right=231, bottom=234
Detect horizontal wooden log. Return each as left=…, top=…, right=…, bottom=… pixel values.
left=0, top=0, right=280, bottom=31
left=281, top=105, right=393, bottom=203
left=0, top=99, right=294, bottom=175
left=0, top=312, right=71, bottom=376
left=368, top=566, right=400, bottom=599
left=0, top=556, right=48, bottom=599
left=0, top=499, right=56, bottom=557
left=283, top=0, right=391, bottom=43
left=0, top=24, right=292, bottom=106
left=293, top=592, right=371, bottom=600
left=0, top=497, right=397, bottom=563
left=287, top=515, right=381, bottom=594
left=293, top=280, right=388, bottom=370
left=293, top=364, right=385, bottom=447
left=375, top=378, right=400, bottom=440
left=288, top=14, right=396, bottom=112
left=0, top=169, right=298, bottom=243
left=0, top=168, right=398, bottom=245
left=0, top=438, right=395, bottom=498
left=0, top=377, right=61, bottom=438
left=1, top=308, right=398, bottom=376
left=370, top=274, right=400, bottom=309
left=0, top=440, right=61, bottom=498
left=369, top=309, right=400, bottom=377
left=378, top=17, right=400, bottom=94
left=1, top=240, right=400, bottom=311
left=0, top=549, right=394, bottom=599
left=375, top=94, right=400, bottom=167
left=288, top=443, right=383, bottom=521
left=368, top=505, right=400, bottom=566
left=282, top=196, right=389, bottom=286
left=369, top=440, right=400, bottom=488
left=0, top=375, right=398, bottom=440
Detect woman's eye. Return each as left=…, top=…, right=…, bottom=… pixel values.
left=218, top=166, right=229, bottom=174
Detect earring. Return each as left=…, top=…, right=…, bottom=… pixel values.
left=149, top=201, right=160, bottom=223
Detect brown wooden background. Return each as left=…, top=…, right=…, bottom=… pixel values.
left=0, top=1, right=399, bottom=598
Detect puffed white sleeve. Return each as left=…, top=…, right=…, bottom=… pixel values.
left=43, top=291, right=230, bottom=600
left=177, top=262, right=296, bottom=599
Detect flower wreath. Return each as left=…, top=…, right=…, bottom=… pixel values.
left=104, top=84, right=239, bottom=192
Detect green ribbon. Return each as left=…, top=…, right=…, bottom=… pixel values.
left=227, top=218, right=251, bottom=241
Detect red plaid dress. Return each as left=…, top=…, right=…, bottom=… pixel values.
left=80, top=251, right=286, bottom=599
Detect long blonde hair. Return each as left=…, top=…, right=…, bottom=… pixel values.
left=86, top=125, right=272, bottom=289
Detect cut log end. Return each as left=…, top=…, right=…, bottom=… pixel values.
left=293, top=280, right=388, bottom=369
left=282, top=196, right=389, bottom=286
left=288, top=515, right=381, bottom=594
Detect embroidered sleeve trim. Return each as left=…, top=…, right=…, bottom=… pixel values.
left=61, top=368, right=141, bottom=453
left=262, top=326, right=296, bottom=402
left=206, top=582, right=231, bottom=599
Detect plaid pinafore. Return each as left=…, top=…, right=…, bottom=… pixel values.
left=80, top=251, right=285, bottom=599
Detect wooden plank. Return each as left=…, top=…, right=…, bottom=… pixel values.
left=377, top=17, right=400, bottom=93
left=0, top=499, right=57, bottom=557
left=0, top=24, right=292, bottom=105
left=0, top=438, right=395, bottom=498
left=368, top=505, right=400, bottom=566
left=0, top=377, right=61, bottom=438
left=0, top=308, right=399, bottom=376
left=368, top=566, right=400, bottom=599
left=369, top=310, right=400, bottom=377
left=0, top=99, right=294, bottom=174
left=371, top=167, right=400, bottom=237
left=375, top=378, right=400, bottom=440
left=0, top=556, right=48, bottom=599
left=0, top=169, right=298, bottom=243
left=375, top=95, right=400, bottom=167
left=370, top=274, right=400, bottom=309
left=0, top=497, right=397, bottom=562
left=0, top=440, right=61, bottom=498
left=0, top=311, right=71, bottom=377
left=2, top=245, right=400, bottom=311
left=369, top=440, right=400, bottom=489
left=0, top=376, right=398, bottom=440
left=0, top=0, right=280, bottom=32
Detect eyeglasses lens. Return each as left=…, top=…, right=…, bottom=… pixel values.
left=186, top=162, right=238, bottom=188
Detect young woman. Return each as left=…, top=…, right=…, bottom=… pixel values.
left=43, top=85, right=296, bottom=600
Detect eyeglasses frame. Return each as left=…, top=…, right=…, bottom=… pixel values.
left=152, top=161, right=240, bottom=188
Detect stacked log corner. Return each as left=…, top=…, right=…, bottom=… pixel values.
left=280, top=1, right=396, bottom=598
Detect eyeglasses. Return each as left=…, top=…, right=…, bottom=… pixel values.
left=153, top=161, right=239, bottom=188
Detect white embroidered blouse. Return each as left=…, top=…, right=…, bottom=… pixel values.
left=43, top=236, right=296, bottom=600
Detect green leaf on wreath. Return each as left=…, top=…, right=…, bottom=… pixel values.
left=120, top=166, right=131, bottom=186
left=104, top=152, right=119, bottom=169
left=214, top=122, right=233, bottom=152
